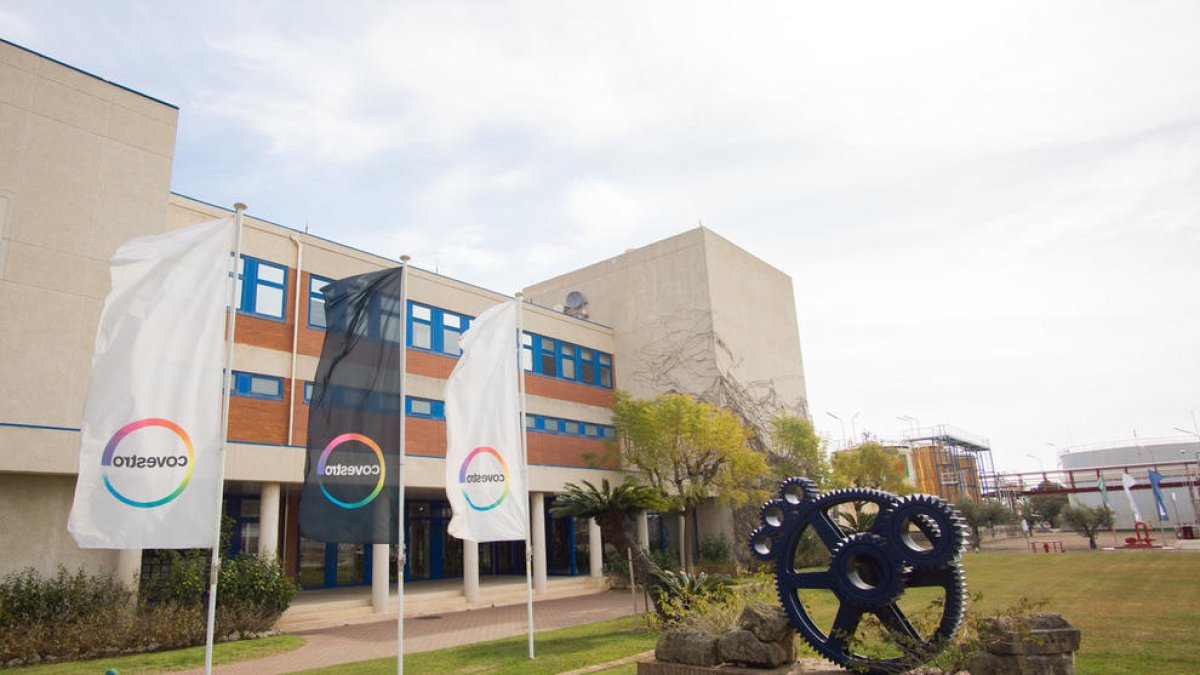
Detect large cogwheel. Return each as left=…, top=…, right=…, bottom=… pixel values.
left=749, top=479, right=969, bottom=675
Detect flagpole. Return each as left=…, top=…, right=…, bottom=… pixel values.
left=204, top=202, right=245, bottom=675
left=397, top=255, right=411, bottom=675
left=515, top=292, right=534, bottom=659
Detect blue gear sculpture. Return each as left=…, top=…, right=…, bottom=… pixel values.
left=749, top=479, right=969, bottom=675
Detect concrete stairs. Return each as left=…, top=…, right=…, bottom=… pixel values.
left=276, top=575, right=608, bottom=632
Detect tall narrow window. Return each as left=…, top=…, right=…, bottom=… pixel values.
left=308, top=275, right=331, bottom=329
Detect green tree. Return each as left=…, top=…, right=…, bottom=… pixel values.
left=611, top=392, right=769, bottom=567
left=830, top=441, right=912, bottom=494
left=1027, top=482, right=1068, bottom=528
left=1060, top=504, right=1114, bottom=549
left=770, top=414, right=831, bottom=487
left=955, top=498, right=1014, bottom=551
left=548, top=478, right=666, bottom=600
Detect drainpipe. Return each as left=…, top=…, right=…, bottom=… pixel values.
left=287, top=235, right=303, bottom=446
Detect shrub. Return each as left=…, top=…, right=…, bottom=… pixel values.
left=0, top=566, right=134, bottom=665
left=698, top=535, right=731, bottom=564
left=0, top=553, right=298, bottom=666
left=216, top=555, right=298, bottom=639
left=650, top=569, right=734, bottom=622
left=649, top=573, right=779, bottom=635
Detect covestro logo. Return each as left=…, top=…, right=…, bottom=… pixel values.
left=458, top=446, right=510, bottom=511
left=317, top=433, right=386, bottom=509
left=101, top=418, right=195, bottom=508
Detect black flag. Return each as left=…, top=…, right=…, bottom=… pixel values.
left=298, top=267, right=404, bottom=544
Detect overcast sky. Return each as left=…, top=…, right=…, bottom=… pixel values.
left=4, top=1, right=1198, bottom=471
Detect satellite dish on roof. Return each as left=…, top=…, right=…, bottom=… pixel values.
left=564, top=291, right=588, bottom=318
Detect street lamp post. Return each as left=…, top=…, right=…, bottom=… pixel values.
left=827, top=412, right=846, bottom=449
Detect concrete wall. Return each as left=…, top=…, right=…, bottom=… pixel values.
left=0, top=42, right=179, bottom=577
left=0, top=473, right=119, bottom=577
left=524, top=226, right=808, bottom=413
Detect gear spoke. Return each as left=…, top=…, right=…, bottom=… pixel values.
left=811, top=510, right=845, bottom=549
left=780, top=569, right=835, bottom=590
left=873, top=603, right=923, bottom=645
left=826, top=602, right=864, bottom=654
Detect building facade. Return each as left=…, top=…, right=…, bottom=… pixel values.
left=0, top=40, right=809, bottom=602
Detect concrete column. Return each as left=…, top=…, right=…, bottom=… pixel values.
left=372, top=543, right=390, bottom=613
left=531, top=491, right=548, bottom=594
left=464, top=539, right=480, bottom=603
left=588, top=517, right=603, bottom=578
left=258, top=482, right=281, bottom=559
left=636, top=510, right=650, bottom=551
left=678, top=513, right=687, bottom=570
left=115, top=548, right=142, bottom=595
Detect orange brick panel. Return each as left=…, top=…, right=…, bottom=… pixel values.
left=528, top=434, right=617, bottom=469
left=407, top=349, right=456, bottom=379
left=407, top=418, right=447, bottom=457
left=525, top=374, right=614, bottom=408
left=291, top=384, right=310, bottom=446
left=228, top=389, right=290, bottom=444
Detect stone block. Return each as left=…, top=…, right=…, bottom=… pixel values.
left=737, top=601, right=791, bottom=643
left=717, top=628, right=791, bottom=668
left=655, top=631, right=721, bottom=667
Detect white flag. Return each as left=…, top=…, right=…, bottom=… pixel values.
left=444, top=299, right=528, bottom=542
left=68, top=217, right=235, bottom=548
left=1120, top=472, right=1142, bottom=524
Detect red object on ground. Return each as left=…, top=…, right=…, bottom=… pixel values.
left=1029, top=540, right=1065, bottom=553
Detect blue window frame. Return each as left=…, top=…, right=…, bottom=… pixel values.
left=522, top=333, right=613, bottom=389
left=406, top=396, right=445, bottom=420
left=308, top=274, right=332, bottom=329
left=303, top=381, right=314, bottom=403
left=406, top=301, right=471, bottom=356
left=525, top=413, right=613, bottom=439
left=231, top=371, right=283, bottom=400
left=236, top=256, right=287, bottom=320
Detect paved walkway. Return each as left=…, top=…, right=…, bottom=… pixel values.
left=181, top=590, right=639, bottom=674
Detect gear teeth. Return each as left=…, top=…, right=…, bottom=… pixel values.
left=749, top=526, right=776, bottom=561
left=759, top=498, right=788, bottom=529
left=779, top=476, right=820, bottom=505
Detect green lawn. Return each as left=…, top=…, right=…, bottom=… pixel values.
left=791, top=551, right=1199, bottom=673
left=7, top=635, right=305, bottom=674
left=297, top=616, right=656, bottom=675
left=957, top=551, right=1200, bottom=674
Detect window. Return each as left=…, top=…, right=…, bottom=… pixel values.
left=406, top=396, right=445, bottom=419
left=524, top=413, right=613, bottom=439
left=231, top=372, right=283, bottom=400
left=522, top=332, right=613, bottom=389
left=308, top=275, right=332, bottom=329
left=236, top=256, right=287, bottom=320
left=303, top=381, right=314, bottom=403
left=406, top=302, right=471, bottom=357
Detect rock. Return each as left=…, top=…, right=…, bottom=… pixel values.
left=655, top=630, right=720, bottom=667
left=718, top=628, right=792, bottom=668
left=970, top=613, right=1081, bottom=675
left=737, top=602, right=792, bottom=643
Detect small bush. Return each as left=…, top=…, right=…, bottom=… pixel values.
left=0, top=566, right=134, bottom=665
left=698, top=535, right=731, bottom=564
left=0, top=554, right=298, bottom=666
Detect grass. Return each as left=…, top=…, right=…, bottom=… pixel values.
left=297, top=616, right=656, bottom=675
left=956, top=551, right=1200, bottom=674
left=794, top=550, right=1200, bottom=674
left=7, top=635, right=305, bottom=674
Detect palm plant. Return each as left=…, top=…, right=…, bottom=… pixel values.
left=549, top=478, right=666, bottom=603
